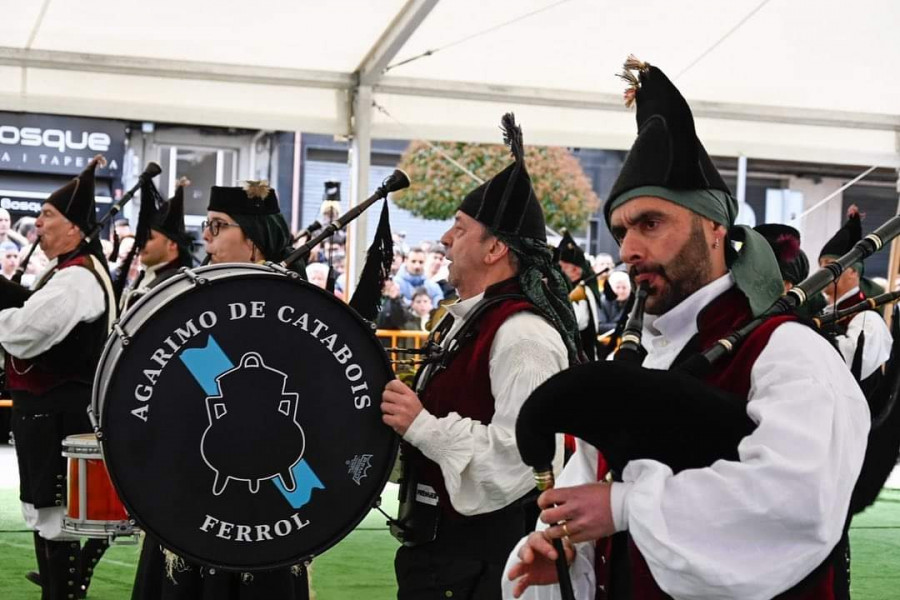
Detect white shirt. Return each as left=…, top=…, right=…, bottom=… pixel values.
left=405, top=291, right=569, bottom=516
left=0, top=256, right=110, bottom=359
left=503, top=273, right=870, bottom=600
left=826, top=286, right=892, bottom=380
left=573, top=289, right=601, bottom=334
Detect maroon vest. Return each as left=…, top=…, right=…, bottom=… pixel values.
left=5, top=254, right=111, bottom=396
left=615, top=288, right=843, bottom=600
left=412, top=279, right=539, bottom=519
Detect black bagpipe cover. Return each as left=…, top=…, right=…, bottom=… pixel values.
left=0, top=275, right=32, bottom=310
left=516, top=361, right=756, bottom=475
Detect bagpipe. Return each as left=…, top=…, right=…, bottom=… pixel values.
left=567, top=267, right=609, bottom=303
left=281, top=169, right=409, bottom=270
left=813, top=289, right=900, bottom=330
left=79, top=162, right=163, bottom=258
left=0, top=161, right=162, bottom=310
left=517, top=212, right=900, bottom=513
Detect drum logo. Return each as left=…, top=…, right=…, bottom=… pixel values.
left=179, top=335, right=325, bottom=509
left=106, top=285, right=397, bottom=568
left=201, top=352, right=305, bottom=496
left=346, top=454, right=373, bottom=486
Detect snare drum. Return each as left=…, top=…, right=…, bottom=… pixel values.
left=61, top=433, right=138, bottom=541
left=93, top=263, right=397, bottom=570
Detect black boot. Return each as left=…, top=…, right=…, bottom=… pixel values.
left=27, top=532, right=46, bottom=588
left=43, top=539, right=81, bottom=600
left=78, top=538, right=110, bottom=598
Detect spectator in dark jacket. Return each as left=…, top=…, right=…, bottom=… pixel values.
left=393, top=248, right=444, bottom=306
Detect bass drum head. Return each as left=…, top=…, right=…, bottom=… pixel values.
left=96, top=264, right=396, bottom=570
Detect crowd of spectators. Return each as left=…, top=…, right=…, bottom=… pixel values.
left=3, top=203, right=630, bottom=338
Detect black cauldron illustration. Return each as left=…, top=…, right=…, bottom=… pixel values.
left=201, top=352, right=305, bottom=496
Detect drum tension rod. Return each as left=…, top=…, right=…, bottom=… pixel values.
left=181, top=268, right=208, bottom=286
left=264, top=261, right=300, bottom=278
left=113, top=322, right=131, bottom=346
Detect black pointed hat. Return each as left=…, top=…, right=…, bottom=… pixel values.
left=603, top=56, right=783, bottom=317
left=458, top=113, right=546, bottom=242
left=45, top=154, right=105, bottom=234
left=754, top=223, right=809, bottom=284
left=152, top=178, right=191, bottom=249
left=553, top=229, right=585, bottom=266
left=604, top=57, right=732, bottom=226
left=209, top=181, right=280, bottom=216
left=819, top=205, right=863, bottom=260
left=134, top=173, right=164, bottom=249
left=208, top=181, right=291, bottom=262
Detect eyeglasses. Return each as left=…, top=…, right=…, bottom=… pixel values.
left=201, top=219, right=241, bottom=237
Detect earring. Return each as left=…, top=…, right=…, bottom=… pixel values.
left=713, top=238, right=720, bottom=250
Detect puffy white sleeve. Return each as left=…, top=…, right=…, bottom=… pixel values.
left=404, top=312, right=569, bottom=515
left=835, top=310, right=893, bottom=379
left=610, top=323, right=869, bottom=600
left=0, top=266, right=106, bottom=359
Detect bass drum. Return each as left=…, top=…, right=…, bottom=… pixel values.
left=93, top=263, right=397, bottom=570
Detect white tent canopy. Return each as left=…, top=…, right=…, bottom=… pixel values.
left=2, top=0, right=899, bottom=287
left=2, top=0, right=898, bottom=167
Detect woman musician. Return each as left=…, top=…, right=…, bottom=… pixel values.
left=131, top=181, right=309, bottom=600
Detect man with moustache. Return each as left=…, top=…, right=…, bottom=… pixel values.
left=505, top=58, right=868, bottom=600
left=0, top=156, right=117, bottom=599
left=381, top=114, right=578, bottom=600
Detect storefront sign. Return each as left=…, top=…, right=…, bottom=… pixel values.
left=0, top=112, right=126, bottom=177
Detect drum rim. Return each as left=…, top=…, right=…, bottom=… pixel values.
left=95, top=262, right=399, bottom=570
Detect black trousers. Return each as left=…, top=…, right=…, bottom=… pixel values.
left=11, top=385, right=92, bottom=508
left=394, top=494, right=538, bottom=600
left=395, top=544, right=505, bottom=600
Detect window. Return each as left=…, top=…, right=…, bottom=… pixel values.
left=158, top=146, right=237, bottom=222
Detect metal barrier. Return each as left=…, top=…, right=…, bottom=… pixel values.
left=376, top=329, right=429, bottom=368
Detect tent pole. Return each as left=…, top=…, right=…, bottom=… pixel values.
left=347, top=84, right=373, bottom=300
left=886, top=169, right=900, bottom=328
